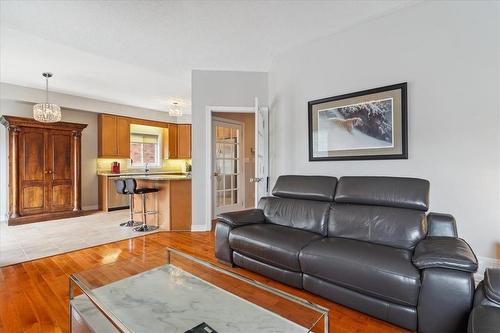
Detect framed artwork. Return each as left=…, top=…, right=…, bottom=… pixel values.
left=308, top=82, right=407, bottom=161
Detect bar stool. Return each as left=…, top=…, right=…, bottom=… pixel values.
left=124, top=178, right=159, bottom=232
left=114, top=179, right=141, bottom=227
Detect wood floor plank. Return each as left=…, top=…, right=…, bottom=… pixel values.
left=0, top=231, right=410, bottom=333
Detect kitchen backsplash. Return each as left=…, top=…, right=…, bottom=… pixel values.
left=97, top=158, right=192, bottom=173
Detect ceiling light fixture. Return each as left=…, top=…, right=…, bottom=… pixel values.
left=33, top=72, right=61, bottom=123
left=169, top=102, right=182, bottom=117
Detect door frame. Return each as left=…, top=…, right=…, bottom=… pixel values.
left=204, top=106, right=255, bottom=231
left=211, top=117, right=245, bottom=216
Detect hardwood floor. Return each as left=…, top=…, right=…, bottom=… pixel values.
left=0, top=231, right=410, bottom=333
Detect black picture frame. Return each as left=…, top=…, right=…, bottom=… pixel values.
left=308, top=82, right=408, bottom=161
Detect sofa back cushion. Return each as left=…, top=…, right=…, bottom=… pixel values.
left=335, top=176, right=430, bottom=211
left=272, top=175, right=338, bottom=202
left=258, top=197, right=330, bottom=236
left=330, top=176, right=429, bottom=249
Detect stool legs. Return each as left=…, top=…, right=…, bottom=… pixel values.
left=120, top=194, right=140, bottom=227
left=133, top=192, right=159, bottom=232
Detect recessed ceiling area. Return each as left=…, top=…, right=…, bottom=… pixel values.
left=0, top=0, right=418, bottom=113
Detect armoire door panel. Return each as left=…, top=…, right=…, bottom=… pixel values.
left=48, top=130, right=74, bottom=212
left=22, top=186, right=45, bottom=210
left=18, top=128, right=48, bottom=215
left=51, top=184, right=73, bottom=210
left=51, top=132, right=72, bottom=181
left=20, top=130, right=46, bottom=181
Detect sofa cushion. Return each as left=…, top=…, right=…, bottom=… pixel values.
left=299, top=238, right=421, bottom=306
left=258, top=197, right=330, bottom=236
left=335, top=176, right=430, bottom=211
left=468, top=305, right=500, bottom=333
left=229, top=224, right=322, bottom=272
left=272, top=175, right=337, bottom=202
left=329, top=204, right=427, bottom=250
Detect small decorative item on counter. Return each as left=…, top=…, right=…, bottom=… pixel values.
left=111, top=161, right=121, bottom=174
left=185, top=161, right=192, bottom=174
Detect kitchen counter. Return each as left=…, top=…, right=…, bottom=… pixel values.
left=133, top=177, right=191, bottom=230
left=97, top=171, right=187, bottom=176
left=119, top=174, right=191, bottom=181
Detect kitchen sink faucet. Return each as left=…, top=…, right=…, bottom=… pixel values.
left=145, top=163, right=150, bottom=173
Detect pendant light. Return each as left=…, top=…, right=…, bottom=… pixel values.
left=169, top=102, right=182, bottom=117
left=33, top=72, right=61, bottom=123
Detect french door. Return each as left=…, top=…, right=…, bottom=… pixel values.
left=212, top=120, right=244, bottom=215
left=254, top=99, right=269, bottom=206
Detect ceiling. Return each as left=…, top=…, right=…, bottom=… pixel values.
left=0, top=0, right=417, bottom=113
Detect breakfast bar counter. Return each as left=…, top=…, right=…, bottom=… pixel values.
left=121, top=175, right=192, bottom=231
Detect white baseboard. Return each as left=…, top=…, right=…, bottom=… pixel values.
left=191, top=224, right=209, bottom=232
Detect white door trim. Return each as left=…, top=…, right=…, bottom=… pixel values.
left=204, top=106, right=254, bottom=232
left=212, top=117, right=246, bottom=216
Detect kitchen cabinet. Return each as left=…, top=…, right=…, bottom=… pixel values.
left=177, top=124, right=191, bottom=159
left=134, top=178, right=192, bottom=230
left=164, top=124, right=191, bottom=159
left=168, top=124, right=178, bottom=159
left=1, top=116, right=87, bottom=225
left=169, top=179, right=192, bottom=230
left=98, top=175, right=129, bottom=212
left=98, top=114, right=130, bottom=158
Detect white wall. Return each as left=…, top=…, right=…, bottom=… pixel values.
left=268, top=1, right=500, bottom=258
left=0, top=83, right=186, bottom=219
left=191, top=70, right=268, bottom=230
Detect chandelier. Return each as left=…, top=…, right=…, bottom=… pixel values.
left=169, top=102, right=182, bottom=117
left=33, top=72, right=61, bottom=123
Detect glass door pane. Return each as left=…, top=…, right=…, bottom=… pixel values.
left=213, top=120, right=243, bottom=213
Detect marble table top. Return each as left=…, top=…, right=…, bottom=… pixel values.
left=72, top=265, right=308, bottom=333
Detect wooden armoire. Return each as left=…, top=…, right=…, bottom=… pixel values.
left=1, top=116, right=87, bottom=225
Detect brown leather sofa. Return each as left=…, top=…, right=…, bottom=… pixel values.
left=215, top=175, right=478, bottom=333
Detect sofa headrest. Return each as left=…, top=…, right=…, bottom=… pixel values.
left=335, top=176, right=430, bottom=211
left=272, top=175, right=337, bottom=202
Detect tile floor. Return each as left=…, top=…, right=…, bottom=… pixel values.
left=0, top=210, right=160, bottom=267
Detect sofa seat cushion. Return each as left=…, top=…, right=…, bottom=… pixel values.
left=299, top=238, right=421, bottom=306
left=229, top=224, right=322, bottom=272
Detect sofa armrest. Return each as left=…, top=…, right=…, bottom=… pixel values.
left=413, top=237, right=478, bottom=272
left=427, top=212, right=458, bottom=237
left=217, top=209, right=265, bottom=228
left=484, top=268, right=500, bottom=306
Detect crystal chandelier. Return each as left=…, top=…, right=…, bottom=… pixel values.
left=169, top=102, right=182, bottom=117
left=33, top=72, right=61, bottom=123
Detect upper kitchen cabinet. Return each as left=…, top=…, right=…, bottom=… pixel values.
left=98, top=114, right=130, bottom=158
left=164, top=124, right=191, bottom=159
left=167, top=124, right=178, bottom=159
left=177, top=124, right=191, bottom=159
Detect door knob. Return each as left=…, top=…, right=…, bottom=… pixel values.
left=213, top=172, right=219, bottom=177
left=250, top=177, right=263, bottom=183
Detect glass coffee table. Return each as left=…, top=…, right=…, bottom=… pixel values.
left=69, top=248, right=329, bottom=333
